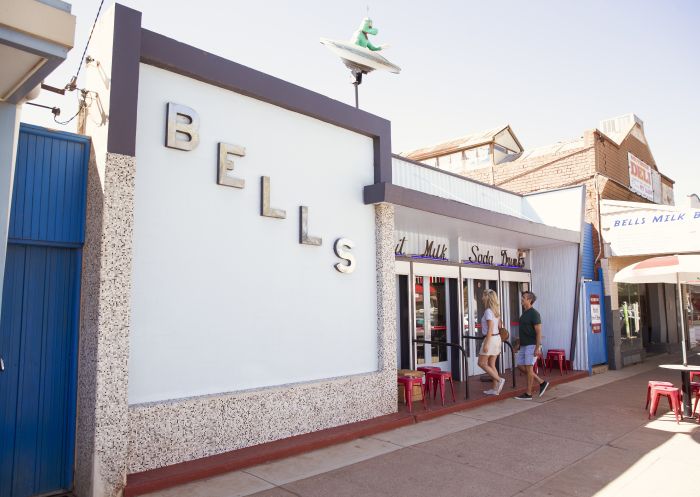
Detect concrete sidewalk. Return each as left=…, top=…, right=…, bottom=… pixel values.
left=144, top=354, right=699, bottom=497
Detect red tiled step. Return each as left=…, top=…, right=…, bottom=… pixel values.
left=124, top=411, right=414, bottom=497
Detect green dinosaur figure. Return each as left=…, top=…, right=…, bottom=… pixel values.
left=352, top=18, right=382, bottom=51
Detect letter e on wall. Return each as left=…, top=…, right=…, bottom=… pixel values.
left=218, top=143, right=246, bottom=188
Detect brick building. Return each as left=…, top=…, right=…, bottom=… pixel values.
left=404, top=114, right=674, bottom=270
left=402, top=114, right=681, bottom=369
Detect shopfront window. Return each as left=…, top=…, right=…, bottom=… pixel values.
left=430, top=278, right=448, bottom=362
left=471, top=279, right=498, bottom=335
left=618, top=283, right=644, bottom=338
left=415, top=276, right=426, bottom=364
left=415, top=276, right=448, bottom=364
left=507, top=281, right=521, bottom=339
left=691, top=288, right=700, bottom=325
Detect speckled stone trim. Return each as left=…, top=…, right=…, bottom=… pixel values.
left=126, top=203, right=397, bottom=472
left=74, top=151, right=135, bottom=497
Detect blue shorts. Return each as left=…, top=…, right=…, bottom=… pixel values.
left=516, top=345, right=537, bottom=367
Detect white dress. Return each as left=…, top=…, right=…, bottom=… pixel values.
left=479, top=308, right=502, bottom=356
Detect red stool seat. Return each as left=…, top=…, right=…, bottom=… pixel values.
left=546, top=349, right=567, bottom=376
left=644, top=381, right=675, bottom=410
left=417, top=367, right=441, bottom=396
left=648, top=385, right=681, bottom=423
left=425, top=370, right=456, bottom=406
left=397, top=375, right=426, bottom=413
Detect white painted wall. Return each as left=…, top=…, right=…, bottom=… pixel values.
left=530, top=243, right=579, bottom=358
left=0, top=102, right=21, bottom=326
left=523, top=186, right=585, bottom=233
left=83, top=6, right=114, bottom=185
left=129, top=64, right=377, bottom=404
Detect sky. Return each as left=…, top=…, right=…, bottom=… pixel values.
left=23, top=0, right=700, bottom=203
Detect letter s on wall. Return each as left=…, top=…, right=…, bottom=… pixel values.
left=334, top=238, right=356, bottom=274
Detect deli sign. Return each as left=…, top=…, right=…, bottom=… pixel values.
left=590, top=294, right=601, bottom=333
left=628, top=153, right=654, bottom=201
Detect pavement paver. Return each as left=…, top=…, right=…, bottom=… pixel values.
left=413, top=421, right=599, bottom=484
left=280, top=447, right=531, bottom=497
left=143, top=351, right=700, bottom=497
left=244, top=437, right=402, bottom=486
left=371, top=413, right=485, bottom=446
left=143, top=470, right=274, bottom=497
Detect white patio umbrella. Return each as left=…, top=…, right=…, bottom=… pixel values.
left=614, top=254, right=700, bottom=366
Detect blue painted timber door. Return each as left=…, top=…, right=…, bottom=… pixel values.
left=0, top=124, right=88, bottom=497
left=585, top=280, right=607, bottom=369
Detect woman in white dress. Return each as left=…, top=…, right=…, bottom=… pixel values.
left=478, top=289, right=506, bottom=395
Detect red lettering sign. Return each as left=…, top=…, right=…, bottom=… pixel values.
left=590, top=294, right=601, bottom=333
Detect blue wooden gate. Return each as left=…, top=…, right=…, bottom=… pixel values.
left=584, top=279, right=608, bottom=369
left=0, top=124, right=88, bottom=497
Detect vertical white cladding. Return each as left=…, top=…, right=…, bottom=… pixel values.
left=523, top=187, right=585, bottom=232
left=129, top=64, right=377, bottom=404
left=392, top=158, right=524, bottom=218
left=530, top=243, right=579, bottom=358
left=573, top=282, right=589, bottom=371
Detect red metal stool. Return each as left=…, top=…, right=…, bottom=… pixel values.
left=644, top=381, right=675, bottom=410
left=417, top=366, right=441, bottom=396
left=533, top=355, right=547, bottom=375
left=397, top=375, right=426, bottom=413
left=425, top=370, right=456, bottom=406
left=648, top=385, right=681, bottom=423
left=546, top=349, right=567, bottom=375
left=518, top=355, right=545, bottom=376
left=691, top=382, right=700, bottom=418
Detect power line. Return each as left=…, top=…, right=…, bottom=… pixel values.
left=67, top=0, right=106, bottom=91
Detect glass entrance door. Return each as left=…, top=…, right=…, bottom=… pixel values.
left=415, top=276, right=449, bottom=370
left=500, top=281, right=521, bottom=371
left=463, top=278, right=498, bottom=376
left=499, top=273, right=532, bottom=372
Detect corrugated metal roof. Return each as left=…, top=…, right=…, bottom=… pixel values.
left=402, top=125, right=510, bottom=160
left=499, top=136, right=586, bottom=164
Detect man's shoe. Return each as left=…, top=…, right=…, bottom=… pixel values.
left=514, top=393, right=532, bottom=400
left=497, top=378, right=506, bottom=395
left=539, top=380, right=550, bottom=397
left=483, top=389, right=497, bottom=395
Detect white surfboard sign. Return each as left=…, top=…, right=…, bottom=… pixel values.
left=320, top=38, right=401, bottom=74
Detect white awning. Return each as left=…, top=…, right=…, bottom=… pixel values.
left=600, top=200, right=700, bottom=257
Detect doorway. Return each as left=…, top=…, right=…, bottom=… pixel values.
left=415, top=276, right=450, bottom=371
left=0, top=125, right=88, bottom=497
left=461, top=268, right=499, bottom=377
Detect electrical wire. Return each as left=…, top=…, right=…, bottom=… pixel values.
left=67, top=0, right=106, bottom=90
left=53, top=90, right=87, bottom=126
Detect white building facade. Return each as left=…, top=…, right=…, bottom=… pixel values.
left=9, top=5, right=589, bottom=496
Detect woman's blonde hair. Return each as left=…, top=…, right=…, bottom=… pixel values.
left=482, top=289, right=501, bottom=318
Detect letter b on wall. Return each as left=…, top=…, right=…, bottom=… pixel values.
left=166, top=103, right=200, bottom=151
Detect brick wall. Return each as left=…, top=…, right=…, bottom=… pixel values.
left=494, top=147, right=595, bottom=193
left=594, top=131, right=659, bottom=187
left=454, top=127, right=676, bottom=276
left=418, top=125, right=676, bottom=278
